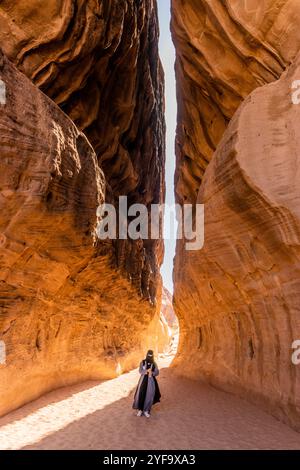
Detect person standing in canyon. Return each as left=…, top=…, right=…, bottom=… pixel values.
left=132, top=350, right=161, bottom=418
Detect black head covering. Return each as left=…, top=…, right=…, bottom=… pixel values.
left=145, top=349, right=154, bottom=364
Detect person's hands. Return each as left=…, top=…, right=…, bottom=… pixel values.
left=148, top=369, right=152, bottom=377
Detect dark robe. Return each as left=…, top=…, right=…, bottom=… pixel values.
left=133, top=360, right=161, bottom=412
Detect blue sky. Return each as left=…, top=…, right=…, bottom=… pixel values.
left=157, top=0, right=177, bottom=294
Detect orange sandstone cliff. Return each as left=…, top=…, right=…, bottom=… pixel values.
left=0, top=0, right=165, bottom=416
left=172, top=0, right=300, bottom=428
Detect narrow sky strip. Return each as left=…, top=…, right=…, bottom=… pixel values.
left=157, top=0, right=177, bottom=294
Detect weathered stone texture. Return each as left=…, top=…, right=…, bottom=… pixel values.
left=172, top=0, right=300, bottom=429
left=172, top=0, right=300, bottom=204
left=0, top=0, right=166, bottom=416
left=0, top=0, right=165, bottom=301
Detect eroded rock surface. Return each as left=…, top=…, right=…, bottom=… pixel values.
left=171, top=0, right=300, bottom=204
left=0, top=51, right=162, bottom=416
left=161, top=287, right=176, bottom=328
left=0, top=0, right=165, bottom=302
left=174, top=51, right=300, bottom=428
left=0, top=0, right=166, bottom=416
left=172, top=0, right=300, bottom=429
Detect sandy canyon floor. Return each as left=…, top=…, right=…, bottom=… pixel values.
left=1, top=344, right=300, bottom=450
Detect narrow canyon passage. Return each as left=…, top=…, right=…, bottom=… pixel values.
left=1, top=0, right=300, bottom=450
left=1, top=346, right=300, bottom=450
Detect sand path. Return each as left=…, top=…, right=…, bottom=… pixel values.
left=0, top=353, right=300, bottom=450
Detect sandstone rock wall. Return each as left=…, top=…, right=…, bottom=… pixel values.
left=0, top=1, right=166, bottom=416
left=0, top=0, right=165, bottom=302
left=172, top=0, right=300, bottom=204
left=172, top=0, right=300, bottom=428
left=161, top=287, right=177, bottom=327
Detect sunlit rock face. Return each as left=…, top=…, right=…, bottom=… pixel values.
left=0, top=0, right=165, bottom=302
left=0, top=0, right=166, bottom=416
left=172, top=0, right=300, bottom=428
left=172, top=0, right=300, bottom=204
left=161, top=287, right=176, bottom=328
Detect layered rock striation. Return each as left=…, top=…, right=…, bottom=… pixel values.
left=0, top=0, right=165, bottom=301
left=172, top=0, right=300, bottom=204
left=172, top=0, right=300, bottom=428
left=0, top=1, right=166, bottom=416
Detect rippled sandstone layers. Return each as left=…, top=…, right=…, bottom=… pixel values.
left=0, top=0, right=165, bottom=416
left=0, top=0, right=165, bottom=301
left=172, top=0, right=300, bottom=428
left=172, top=0, right=300, bottom=204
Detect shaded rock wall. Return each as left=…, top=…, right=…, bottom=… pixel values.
left=172, top=0, right=300, bottom=428
left=0, top=1, right=166, bottom=416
